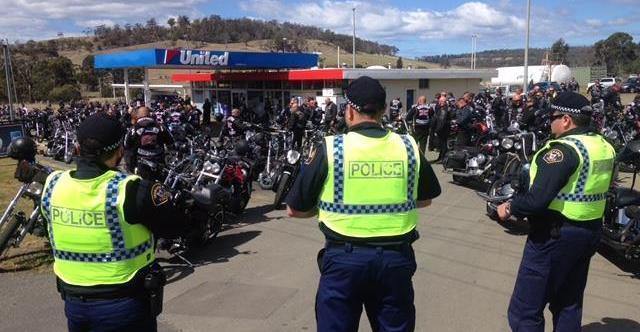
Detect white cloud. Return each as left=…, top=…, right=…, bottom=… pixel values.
left=0, top=0, right=205, bottom=41
left=586, top=19, right=603, bottom=28
left=608, top=18, right=630, bottom=26
left=239, top=0, right=526, bottom=41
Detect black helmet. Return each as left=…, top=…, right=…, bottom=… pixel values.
left=234, top=140, right=250, bottom=156
left=8, top=137, right=37, bottom=161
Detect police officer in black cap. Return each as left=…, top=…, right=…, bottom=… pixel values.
left=40, top=112, right=186, bottom=332
left=496, top=92, right=615, bottom=332
left=286, top=76, right=441, bottom=332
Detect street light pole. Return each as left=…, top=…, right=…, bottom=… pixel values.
left=352, top=7, right=356, bottom=68
left=2, top=40, right=15, bottom=120
left=523, top=0, right=532, bottom=93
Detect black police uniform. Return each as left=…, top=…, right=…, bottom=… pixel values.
left=507, top=126, right=605, bottom=331
left=406, top=104, right=432, bottom=153
left=286, top=122, right=441, bottom=331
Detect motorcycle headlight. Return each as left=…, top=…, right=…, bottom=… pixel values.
left=606, top=130, right=619, bottom=140
left=211, top=162, right=221, bottom=174
left=492, top=139, right=500, bottom=147
left=514, top=141, right=522, bottom=150
left=501, top=138, right=514, bottom=150
left=476, top=154, right=486, bottom=165
left=287, top=150, right=301, bottom=164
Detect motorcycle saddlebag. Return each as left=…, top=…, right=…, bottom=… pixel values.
left=443, top=150, right=468, bottom=170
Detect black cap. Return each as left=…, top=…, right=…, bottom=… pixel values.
left=550, top=92, right=592, bottom=116
left=78, top=113, right=124, bottom=154
left=345, top=76, right=386, bottom=114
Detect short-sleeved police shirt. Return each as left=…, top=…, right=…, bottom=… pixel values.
left=285, top=122, right=441, bottom=243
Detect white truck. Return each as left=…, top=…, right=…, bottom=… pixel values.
left=587, top=77, right=616, bottom=90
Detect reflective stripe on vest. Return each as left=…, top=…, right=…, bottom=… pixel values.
left=318, top=134, right=417, bottom=214
left=529, top=133, right=615, bottom=221
left=41, top=172, right=153, bottom=263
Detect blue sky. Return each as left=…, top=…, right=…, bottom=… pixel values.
left=2, top=0, right=638, bottom=58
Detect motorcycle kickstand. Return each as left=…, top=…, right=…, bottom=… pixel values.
left=174, top=252, right=195, bottom=268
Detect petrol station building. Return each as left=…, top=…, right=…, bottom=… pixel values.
left=95, top=48, right=496, bottom=110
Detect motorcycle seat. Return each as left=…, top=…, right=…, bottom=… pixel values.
left=191, top=184, right=229, bottom=209
left=614, top=188, right=640, bottom=208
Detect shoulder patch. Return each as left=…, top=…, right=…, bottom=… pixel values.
left=543, top=149, right=564, bottom=164
left=151, top=183, right=171, bottom=206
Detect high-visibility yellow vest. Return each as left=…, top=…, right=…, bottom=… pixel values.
left=318, top=131, right=420, bottom=238
left=529, top=133, right=615, bottom=221
left=41, top=170, right=154, bottom=286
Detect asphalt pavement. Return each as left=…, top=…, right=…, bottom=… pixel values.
left=1, top=154, right=639, bottom=332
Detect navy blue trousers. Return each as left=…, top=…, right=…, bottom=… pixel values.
left=508, top=223, right=601, bottom=332
left=64, top=296, right=156, bottom=332
left=316, top=243, right=417, bottom=332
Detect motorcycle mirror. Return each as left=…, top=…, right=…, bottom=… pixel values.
left=617, top=140, right=640, bottom=163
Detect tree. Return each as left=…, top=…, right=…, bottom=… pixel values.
left=550, top=38, right=569, bottom=64
left=396, top=57, right=403, bottom=69
left=49, top=84, right=81, bottom=102
left=167, top=18, right=176, bottom=30
left=593, top=32, right=638, bottom=75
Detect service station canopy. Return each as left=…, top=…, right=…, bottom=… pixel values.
left=94, top=48, right=319, bottom=70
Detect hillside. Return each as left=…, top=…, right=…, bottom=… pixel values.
left=61, top=38, right=442, bottom=69
left=420, top=46, right=595, bottom=69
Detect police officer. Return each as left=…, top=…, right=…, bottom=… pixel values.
left=406, top=96, right=432, bottom=153
left=496, top=92, right=615, bottom=332
left=40, top=113, right=186, bottom=332
left=285, top=76, right=441, bottom=332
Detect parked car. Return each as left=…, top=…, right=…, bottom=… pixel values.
left=531, top=81, right=561, bottom=92
left=588, top=77, right=617, bottom=90
left=622, top=78, right=640, bottom=93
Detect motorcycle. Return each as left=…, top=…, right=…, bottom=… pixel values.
left=478, top=129, right=538, bottom=221
left=601, top=140, right=640, bottom=262
left=443, top=111, right=499, bottom=186
left=258, top=128, right=289, bottom=190
left=0, top=151, right=51, bottom=257
left=272, top=144, right=302, bottom=209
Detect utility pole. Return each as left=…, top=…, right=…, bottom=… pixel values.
left=3, top=39, right=15, bottom=120
left=523, top=0, right=532, bottom=93
left=337, top=46, right=340, bottom=68
left=352, top=7, right=356, bottom=68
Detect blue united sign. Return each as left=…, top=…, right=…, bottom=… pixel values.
left=95, top=48, right=319, bottom=70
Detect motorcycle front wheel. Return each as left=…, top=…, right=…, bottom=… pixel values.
left=273, top=173, right=290, bottom=210
left=0, top=215, right=21, bottom=257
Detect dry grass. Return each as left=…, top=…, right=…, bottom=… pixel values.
left=0, top=159, right=53, bottom=272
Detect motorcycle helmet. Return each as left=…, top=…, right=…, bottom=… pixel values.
left=8, top=137, right=37, bottom=161
left=234, top=140, right=251, bottom=156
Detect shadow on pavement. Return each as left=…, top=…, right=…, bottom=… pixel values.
left=495, top=218, right=529, bottom=236
left=582, top=317, right=640, bottom=331
left=226, top=204, right=285, bottom=230
left=187, top=230, right=262, bottom=266
left=596, top=245, right=640, bottom=279
left=159, top=230, right=262, bottom=285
